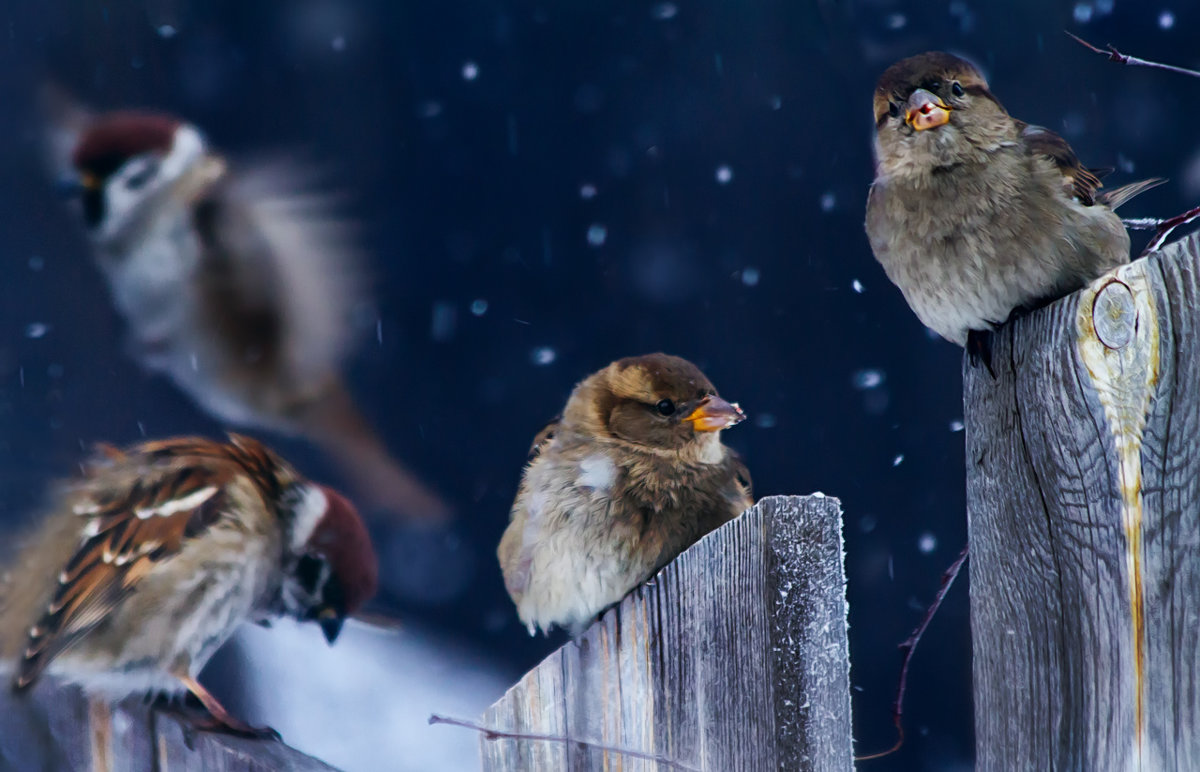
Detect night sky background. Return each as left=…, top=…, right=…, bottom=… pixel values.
left=2, top=1, right=1199, bottom=769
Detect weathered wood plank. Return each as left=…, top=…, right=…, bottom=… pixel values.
left=965, top=230, right=1200, bottom=770
left=480, top=494, right=852, bottom=772
left=0, top=680, right=339, bottom=772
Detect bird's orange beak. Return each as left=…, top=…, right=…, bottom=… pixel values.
left=905, top=89, right=951, bottom=131
left=683, top=395, right=746, bottom=432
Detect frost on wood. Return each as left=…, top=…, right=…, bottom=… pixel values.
left=480, top=494, right=852, bottom=772
left=0, top=682, right=338, bottom=772
left=964, top=231, right=1200, bottom=771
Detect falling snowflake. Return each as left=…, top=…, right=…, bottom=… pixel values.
left=461, top=61, right=479, bottom=80
left=715, top=165, right=733, bottom=184
left=741, top=267, right=761, bottom=287
left=586, top=224, right=608, bottom=246
left=852, top=369, right=885, bottom=390
left=651, top=2, right=678, bottom=19
left=531, top=347, right=556, bottom=365
left=918, top=533, right=938, bottom=554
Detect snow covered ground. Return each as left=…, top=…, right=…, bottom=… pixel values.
left=225, top=619, right=519, bottom=772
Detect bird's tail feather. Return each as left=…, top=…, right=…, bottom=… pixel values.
left=296, top=379, right=451, bottom=525
left=1104, top=177, right=1167, bottom=210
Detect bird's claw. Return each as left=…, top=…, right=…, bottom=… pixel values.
left=966, top=329, right=997, bottom=379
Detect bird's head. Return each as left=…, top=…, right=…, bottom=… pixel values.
left=872, top=51, right=1010, bottom=175
left=279, top=482, right=379, bottom=644
left=64, top=111, right=219, bottom=243
left=568, top=353, right=746, bottom=456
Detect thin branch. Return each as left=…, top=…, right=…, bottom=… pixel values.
left=428, top=714, right=700, bottom=771
left=1139, top=205, right=1200, bottom=257
left=1123, top=218, right=1167, bottom=231
left=1067, top=32, right=1200, bottom=80
left=856, top=543, right=970, bottom=762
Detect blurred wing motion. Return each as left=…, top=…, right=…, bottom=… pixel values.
left=37, top=82, right=94, bottom=181
left=193, top=161, right=452, bottom=524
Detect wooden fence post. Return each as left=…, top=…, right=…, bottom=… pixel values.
left=479, top=494, right=852, bottom=772
left=965, top=231, right=1200, bottom=769
left=0, top=682, right=338, bottom=771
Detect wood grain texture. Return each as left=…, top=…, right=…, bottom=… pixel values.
left=0, top=681, right=338, bottom=772
left=479, top=494, right=852, bottom=772
left=965, top=231, right=1200, bottom=771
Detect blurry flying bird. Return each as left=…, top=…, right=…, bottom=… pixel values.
left=41, top=87, right=450, bottom=524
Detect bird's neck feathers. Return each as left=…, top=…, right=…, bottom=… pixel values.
left=876, top=112, right=1016, bottom=185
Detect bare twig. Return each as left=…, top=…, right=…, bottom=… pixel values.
left=428, top=714, right=700, bottom=771
left=1138, top=205, right=1200, bottom=256
left=1067, top=32, right=1200, bottom=80
left=856, top=543, right=970, bottom=762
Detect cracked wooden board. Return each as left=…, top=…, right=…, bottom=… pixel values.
left=965, top=231, right=1200, bottom=771
left=479, top=495, right=852, bottom=772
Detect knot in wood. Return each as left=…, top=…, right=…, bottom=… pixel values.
left=1092, top=279, right=1137, bottom=349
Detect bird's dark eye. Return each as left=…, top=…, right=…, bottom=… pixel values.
left=887, top=102, right=901, bottom=119
left=296, top=554, right=326, bottom=594
left=123, top=158, right=159, bottom=191
left=951, top=82, right=965, bottom=97
left=656, top=399, right=676, bottom=416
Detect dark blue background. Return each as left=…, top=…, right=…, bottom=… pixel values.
left=2, top=1, right=1197, bottom=768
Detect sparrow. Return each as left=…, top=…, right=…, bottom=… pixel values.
left=0, top=433, right=377, bottom=737
left=497, top=353, right=753, bottom=636
left=41, top=88, right=449, bottom=524
left=864, top=51, right=1162, bottom=354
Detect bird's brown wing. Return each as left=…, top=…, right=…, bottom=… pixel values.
left=1016, top=121, right=1103, bottom=206
left=527, top=417, right=561, bottom=462
left=13, top=459, right=233, bottom=690
left=728, top=448, right=754, bottom=507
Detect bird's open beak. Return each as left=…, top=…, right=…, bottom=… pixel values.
left=905, top=89, right=952, bottom=131
left=683, top=395, right=746, bottom=432
left=316, top=606, right=344, bottom=644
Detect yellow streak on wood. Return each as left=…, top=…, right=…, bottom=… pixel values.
left=1076, top=264, right=1159, bottom=767
left=88, top=698, right=111, bottom=772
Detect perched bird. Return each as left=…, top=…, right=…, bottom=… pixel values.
left=41, top=89, right=449, bottom=523
left=864, top=51, right=1161, bottom=354
left=0, top=434, right=377, bottom=737
left=498, top=354, right=753, bottom=636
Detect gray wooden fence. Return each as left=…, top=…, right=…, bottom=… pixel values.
left=0, top=683, right=337, bottom=772
left=478, top=494, right=853, bottom=772
left=965, top=231, right=1200, bottom=770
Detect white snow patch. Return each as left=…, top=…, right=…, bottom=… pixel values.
left=578, top=454, right=616, bottom=491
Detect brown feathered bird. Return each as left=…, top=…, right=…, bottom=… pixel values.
left=0, top=434, right=377, bottom=737
left=865, top=51, right=1161, bottom=351
left=498, top=354, right=753, bottom=636
left=41, top=89, right=449, bottom=523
